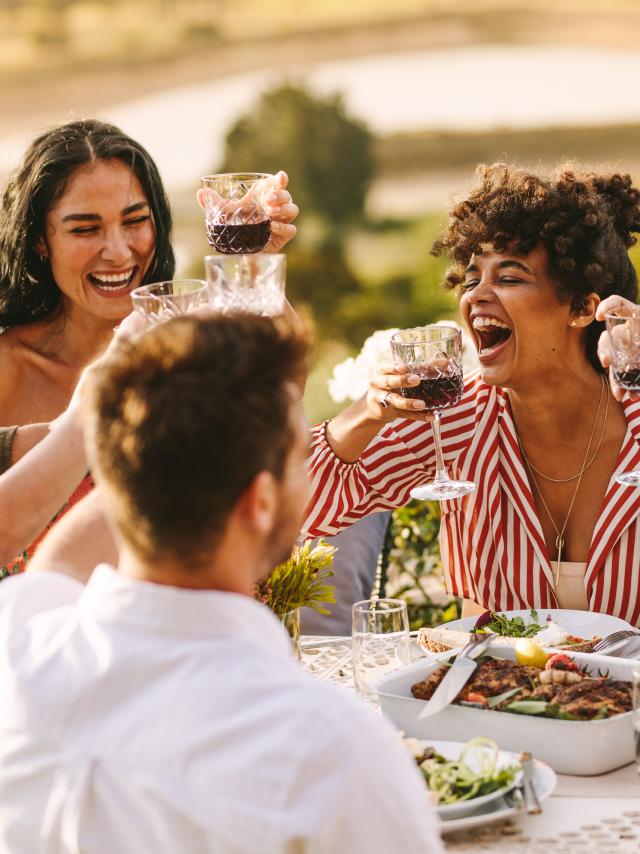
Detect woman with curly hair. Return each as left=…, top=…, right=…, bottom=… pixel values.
left=304, top=164, right=640, bottom=624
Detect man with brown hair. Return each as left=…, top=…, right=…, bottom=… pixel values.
left=0, top=313, right=441, bottom=853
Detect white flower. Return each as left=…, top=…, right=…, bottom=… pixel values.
left=327, top=322, right=479, bottom=403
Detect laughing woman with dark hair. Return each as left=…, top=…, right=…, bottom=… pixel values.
left=304, top=164, right=640, bottom=625
left=0, top=118, right=298, bottom=573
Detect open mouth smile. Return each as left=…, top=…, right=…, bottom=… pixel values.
left=87, top=268, right=137, bottom=293
left=472, top=316, right=513, bottom=357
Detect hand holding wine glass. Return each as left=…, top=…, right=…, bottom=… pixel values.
left=597, top=295, right=640, bottom=402
left=198, top=171, right=298, bottom=255
left=390, top=325, right=476, bottom=501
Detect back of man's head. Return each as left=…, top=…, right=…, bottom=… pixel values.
left=85, top=313, right=309, bottom=572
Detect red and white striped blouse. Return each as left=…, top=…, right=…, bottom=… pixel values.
left=303, top=373, right=640, bottom=626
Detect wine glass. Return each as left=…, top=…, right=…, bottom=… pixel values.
left=605, top=307, right=640, bottom=486
left=130, top=279, right=212, bottom=326
left=391, top=325, right=476, bottom=501
left=204, top=254, right=286, bottom=316
left=201, top=173, right=272, bottom=254
left=351, top=599, right=410, bottom=699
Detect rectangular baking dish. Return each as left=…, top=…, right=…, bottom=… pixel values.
left=376, top=647, right=636, bottom=775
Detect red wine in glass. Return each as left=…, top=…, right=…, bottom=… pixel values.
left=206, top=220, right=271, bottom=254
left=613, top=367, right=640, bottom=393
left=400, top=371, right=463, bottom=410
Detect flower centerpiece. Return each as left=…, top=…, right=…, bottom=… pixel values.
left=256, top=539, right=337, bottom=653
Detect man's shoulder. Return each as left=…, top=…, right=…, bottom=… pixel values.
left=0, top=571, right=83, bottom=629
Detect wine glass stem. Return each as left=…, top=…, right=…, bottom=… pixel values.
left=432, top=410, right=449, bottom=484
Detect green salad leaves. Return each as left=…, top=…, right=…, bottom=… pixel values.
left=474, top=608, right=543, bottom=638
left=416, top=737, right=520, bottom=805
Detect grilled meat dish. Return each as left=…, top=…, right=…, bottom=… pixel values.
left=550, top=679, right=632, bottom=719
left=411, top=658, right=539, bottom=703
left=410, top=656, right=632, bottom=719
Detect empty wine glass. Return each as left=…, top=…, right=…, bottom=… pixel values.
left=605, top=307, right=640, bottom=486
left=352, top=599, right=410, bottom=698
left=201, top=173, right=272, bottom=254
left=131, top=279, right=212, bottom=326
left=391, top=325, right=476, bottom=501
left=204, top=254, right=286, bottom=316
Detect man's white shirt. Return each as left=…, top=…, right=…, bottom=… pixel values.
left=0, top=566, right=442, bottom=853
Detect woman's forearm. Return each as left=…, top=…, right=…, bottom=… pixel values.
left=0, top=409, right=88, bottom=566
left=324, top=397, right=386, bottom=463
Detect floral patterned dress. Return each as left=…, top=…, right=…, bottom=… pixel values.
left=0, top=474, right=94, bottom=578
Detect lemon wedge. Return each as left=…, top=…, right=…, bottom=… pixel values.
left=514, top=638, right=549, bottom=669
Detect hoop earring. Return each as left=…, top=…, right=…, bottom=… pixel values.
left=39, top=253, right=47, bottom=263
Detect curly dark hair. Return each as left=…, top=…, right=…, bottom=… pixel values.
left=0, top=119, right=175, bottom=327
left=433, top=163, right=640, bottom=370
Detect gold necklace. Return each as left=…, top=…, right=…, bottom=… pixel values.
left=518, top=375, right=608, bottom=483
left=517, top=375, right=609, bottom=586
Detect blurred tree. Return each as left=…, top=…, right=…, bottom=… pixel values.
left=219, top=83, right=375, bottom=237
left=284, top=241, right=361, bottom=338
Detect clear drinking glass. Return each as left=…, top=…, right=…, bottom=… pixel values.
left=633, top=668, right=640, bottom=776
left=201, top=173, right=272, bottom=254
left=352, top=599, right=410, bottom=698
left=204, top=254, right=286, bottom=316
left=391, top=325, right=476, bottom=501
left=605, top=308, right=640, bottom=486
left=130, top=279, right=212, bottom=326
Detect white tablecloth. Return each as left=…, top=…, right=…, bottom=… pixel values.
left=300, top=636, right=640, bottom=852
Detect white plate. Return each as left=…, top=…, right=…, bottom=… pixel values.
left=442, top=608, right=633, bottom=642
left=438, top=757, right=556, bottom=834
left=421, top=740, right=523, bottom=820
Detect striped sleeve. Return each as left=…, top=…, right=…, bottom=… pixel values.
left=302, top=375, right=482, bottom=538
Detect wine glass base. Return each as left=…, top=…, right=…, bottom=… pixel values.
left=410, top=480, right=477, bottom=501
left=616, top=471, right=640, bottom=488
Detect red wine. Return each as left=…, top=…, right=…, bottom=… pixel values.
left=206, top=220, right=271, bottom=254
left=401, top=373, right=463, bottom=410
left=613, top=368, right=640, bottom=392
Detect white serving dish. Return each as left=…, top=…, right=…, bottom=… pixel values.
left=419, top=609, right=636, bottom=659
left=443, top=608, right=634, bottom=639
left=377, top=646, right=636, bottom=776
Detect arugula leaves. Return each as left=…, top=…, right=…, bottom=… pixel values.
left=474, top=608, right=543, bottom=638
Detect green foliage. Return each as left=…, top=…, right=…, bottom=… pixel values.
left=384, top=500, right=459, bottom=629
left=220, top=83, right=375, bottom=232
left=257, top=539, right=337, bottom=617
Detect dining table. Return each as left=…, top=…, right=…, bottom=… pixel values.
left=300, top=635, right=640, bottom=853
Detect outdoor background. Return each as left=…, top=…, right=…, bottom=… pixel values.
left=3, top=0, right=640, bottom=622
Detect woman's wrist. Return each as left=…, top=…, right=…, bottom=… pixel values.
left=325, top=396, right=384, bottom=463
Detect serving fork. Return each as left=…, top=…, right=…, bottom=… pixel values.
left=592, top=629, right=640, bottom=656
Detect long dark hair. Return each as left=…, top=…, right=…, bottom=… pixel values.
left=0, top=119, right=175, bottom=327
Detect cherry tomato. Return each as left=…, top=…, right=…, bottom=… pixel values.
left=545, top=653, right=579, bottom=672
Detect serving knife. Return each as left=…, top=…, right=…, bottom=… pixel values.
left=417, top=633, right=495, bottom=720
left=519, top=751, right=542, bottom=814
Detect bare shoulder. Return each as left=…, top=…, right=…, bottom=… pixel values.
left=0, top=326, right=75, bottom=424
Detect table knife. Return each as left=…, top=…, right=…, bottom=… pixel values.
left=417, top=634, right=494, bottom=720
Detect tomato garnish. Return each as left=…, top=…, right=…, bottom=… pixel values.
left=463, top=692, right=488, bottom=705
left=545, top=653, right=579, bottom=672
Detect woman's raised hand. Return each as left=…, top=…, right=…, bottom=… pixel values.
left=596, top=294, right=639, bottom=401
left=366, top=361, right=434, bottom=423
left=196, top=170, right=298, bottom=253
left=263, top=171, right=298, bottom=252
